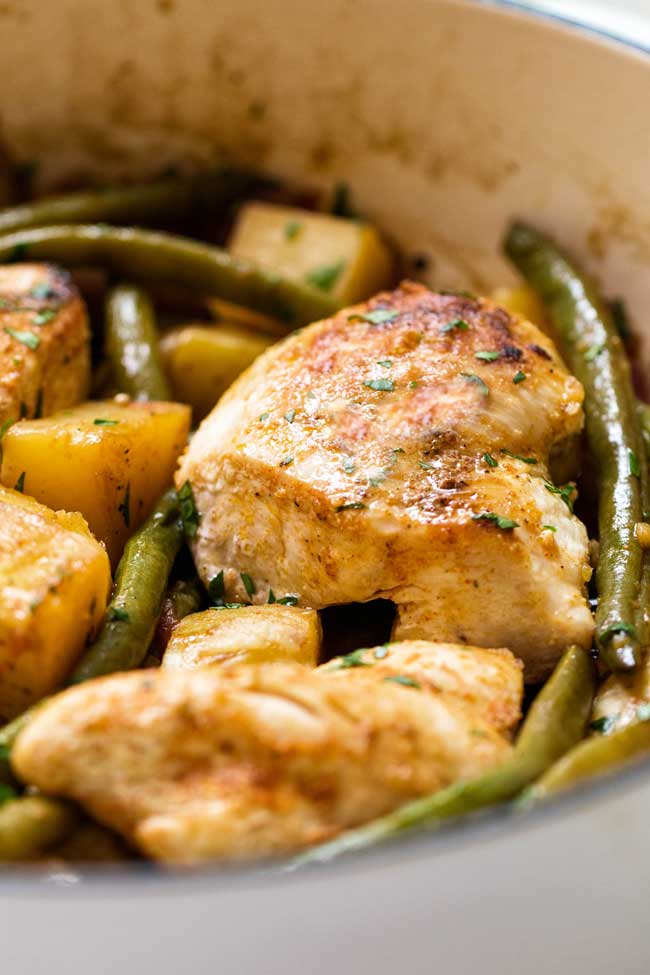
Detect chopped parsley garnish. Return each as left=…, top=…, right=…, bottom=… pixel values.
left=214, top=602, right=247, bottom=611
left=259, top=412, right=269, bottom=421
left=14, top=471, right=25, bottom=493
left=208, top=571, right=225, bottom=605
left=305, top=260, right=346, bottom=292
left=284, top=220, right=302, bottom=240
left=267, top=590, right=299, bottom=606
left=542, top=524, right=557, bottom=532
left=472, top=511, right=519, bottom=530
left=284, top=409, right=296, bottom=423
left=392, top=447, right=405, bottom=455
left=0, top=418, right=15, bottom=441
left=240, top=572, right=256, bottom=597
left=107, top=607, right=130, bottom=623
left=117, top=481, right=131, bottom=527
left=279, top=456, right=294, bottom=467
left=342, top=457, right=356, bottom=474
left=4, top=326, right=40, bottom=349
left=440, top=318, right=469, bottom=333
left=543, top=480, right=575, bottom=512
left=408, top=380, right=419, bottom=389
left=483, top=453, right=498, bottom=467
left=377, top=359, right=392, bottom=368
left=335, top=501, right=367, bottom=511
left=419, top=461, right=434, bottom=471
left=460, top=373, right=489, bottom=396
left=374, top=645, right=389, bottom=660
left=177, top=479, right=199, bottom=537
left=474, top=350, right=500, bottom=362
left=599, top=621, right=637, bottom=642
left=33, top=308, right=57, bottom=325
left=349, top=309, right=398, bottom=326
left=384, top=674, right=421, bottom=689
left=330, top=649, right=371, bottom=670
left=584, top=343, right=605, bottom=362
left=364, top=378, right=395, bottom=392
left=513, top=370, right=526, bottom=384
left=502, top=449, right=538, bottom=464
left=589, top=716, right=617, bottom=734
left=93, top=418, right=119, bottom=426
left=629, top=449, right=641, bottom=478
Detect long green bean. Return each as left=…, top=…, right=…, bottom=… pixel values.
left=105, top=283, right=171, bottom=401
left=505, top=221, right=645, bottom=672
left=68, top=489, right=184, bottom=684
left=0, top=796, right=78, bottom=860
left=291, top=645, right=595, bottom=866
left=0, top=169, right=254, bottom=236
left=0, top=224, right=337, bottom=327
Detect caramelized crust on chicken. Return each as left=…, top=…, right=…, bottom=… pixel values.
left=13, top=640, right=522, bottom=863
left=0, top=264, right=90, bottom=424
left=177, top=283, right=593, bottom=680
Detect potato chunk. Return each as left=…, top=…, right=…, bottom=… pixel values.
left=0, top=399, right=190, bottom=567
left=0, top=485, right=110, bottom=719
left=0, top=264, right=90, bottom=424
left=162, top=605, right=322, bottom=671
left=229, top=202, right=394, bottom=306
left=159, top=325, right=272, bottom=421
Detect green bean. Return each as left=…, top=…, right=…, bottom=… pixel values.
left=68, top=489, right=184, bottom=684
left=0, top=796, right=78, bottom=860
left=291, top=645, right=595, bottom=866
left=528, top=718, right=650, bottom=800
left=0, top=225, right=337, bottom=328
left=167, top=574, right=204, bottom=622
left=505, top=221, right=645, bottom=672
left=0, top=169, right=253, bottom=236
left=105, top=283, right=171, bottom=401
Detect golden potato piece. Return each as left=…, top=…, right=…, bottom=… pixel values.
left=0, top=263, right=90, bottom=425
left=159, top=325, right=272, bottom=421
left=229, top=202, right=394, bottom=306
left=162, top=605, right=322, bottom=671
left=0, top=399, right=190, bottom=567
left=0, top=485, right=110, bottom=720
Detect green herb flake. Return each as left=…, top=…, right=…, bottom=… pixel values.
left=117, top=481, right=131, bottom=528
left=543, top=480, right=575, bottom=512
left=349, top=309, right=398, bottom=326
left=419, top=461, right=434, bottom=471
left=584, top=343, right=605, bottom=362
left=240, top=572, right=256, bottom=598
left=474, top=350, right=500, bottom=362
left=331, top=649, right=371, bottom=670
left=589, top=716, right=617, bottom=734
left=279, top=456, right=294, bottom=467
left=440, top=318, right=469, bottom=333
left=258, top=412, right=269, bottom=422
left=342, top=457, right=356, bottom=474
left=376, top=360, right=392, bottom=368
left=629, top=449, right=641, bottom=478
left=0, top=418, right=15, bottom=441
left=177, top=480, right=199, bottom=537
left=305, top=260, right=346, bottom=293
left=460, top=372, right=489, bottom=396
left=93, top=418, right=119, bottom=426
left=384, top=674, right=421, bottom=689
left=13, top=471, right=26, bottom=493
left=364, top=378, right=395, bottom=392
left=107, top=607, right=130, bottom=623
left=208, top=570, right=225, bottom=605
left=284, top=409, right=296, bottom=423
left=0, top=783, right=17, bottom=807
left=408, top=380, right=419, bottom=389
left=4, top=326, right=40, bottom=350
left=513, top=370, right=526, bottom=384
left=374, top=645, right=390, bottom=660
left=33, top=308, right=57, bottom=326
left=284, top=220, right=302, bottom=241
left=335, top=501, right=367, bottom=512
left=277, top=594, right=299, bottom=606
left=502, top=449, right=538, bottom=465
left=542, top=524, right=557, bottom=533
left=483, top=453, right=498, bottom=468
left=214, top=602, right=247, bottom=611
left=472, top=511, right=519, bottom=530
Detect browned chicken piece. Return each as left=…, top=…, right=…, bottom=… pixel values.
left=0, top=264, right=90, bottom=424
left=177, top=282, right=593, bottom=681
left=13, top=640, right=522, bottom=863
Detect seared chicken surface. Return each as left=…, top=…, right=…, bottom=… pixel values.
left=0, top=264, right=90, bottom=424
left=13, top=641, right=522, bottom=863
left=178, top=282, right=593, bottom=680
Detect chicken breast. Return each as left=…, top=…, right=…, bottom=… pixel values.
left=13, top=640, right=522, bottom=863
left=177, top=283, right=593, bottom=681
left=0, top=263, right=90, bottom=424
